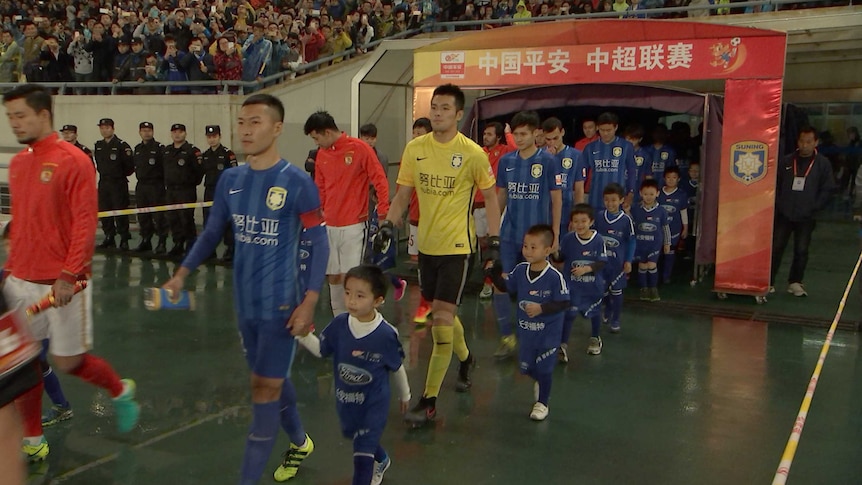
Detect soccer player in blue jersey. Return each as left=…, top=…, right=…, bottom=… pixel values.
left=649, top=125, right=677, bottom=185
left=575, top=112, right=638, bottom=211
left=559, top=204, right=608, bottom=358
left=631, top=179, right=671, bottom=302
left=297, top=265, right=410, bottom=485
left=624, top=124, right=652, bottom=206
left=542, top=117, right=583, bottom=238
left=492, top=111, right=562, bottom=360
left=595, top=183, right=635, bottom=334
left=503, top=225, right=568, bottom=421
left=658, top=167, right=689, bottom=284
left=162, top=94, right=329, bottom=485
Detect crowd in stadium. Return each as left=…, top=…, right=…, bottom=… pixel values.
left=0, top=0, right=846, bottom=92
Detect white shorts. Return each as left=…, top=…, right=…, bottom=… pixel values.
left=474, top=207, right=488, bottom=238
left=2, top=276, right=93, bottom=357
left=326, top=222, right=367, bottom=275
left=407, top=224, right=419, bottom=256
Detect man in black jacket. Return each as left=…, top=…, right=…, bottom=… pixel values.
left=133, top=122, right=169, bottom=254
left=163, top=123, right=204, bottom=257
left=83, top=23, right=115, bottom=88
left=178, top=37, right=215, bottom=94
left=771, top=127, right=836, bottom=297
left=94, top=118, right=135, bottom=250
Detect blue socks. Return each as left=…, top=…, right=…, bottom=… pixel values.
left=536, top=372, right=552, bottom=406
left=648, top=268, right=659, bottom=288
left=492, top=293, right=512, bottom=337
left=239, top=401, right=281, bottom=485
left=279, top=380, right=306, bottom=446
left=561, top=315, right=574, bottom=345
left=609, top=291, right=623, bottom=325
left=40, top=340, right=69, bottom=409
left=353, top=454, right=375, bottom=485
left=590, top=314, right=602, bottom=338
left=374, top=445, right=388, bottom=463
left=663, top=253, right=676, bottom=282
left=638, top=268, right=648, bottom=288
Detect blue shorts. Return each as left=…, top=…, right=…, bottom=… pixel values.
left=635, top=244, right=662, bottom=263
left=238, top=317, right=297, bottom=378
left=604, top=263, right=627, bottom=291
left=567, top=294, right=603, bottom=319
left=500, top=239, right=524, bottom=274
left=519, top=345, right=557, bottom=376
left=337, top=400, right=388, bottom=454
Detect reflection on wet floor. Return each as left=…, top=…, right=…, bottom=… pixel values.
left=29, top=254, right=862, bottom=485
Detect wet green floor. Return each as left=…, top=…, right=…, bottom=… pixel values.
left=23, top=219, right=862, bottom=485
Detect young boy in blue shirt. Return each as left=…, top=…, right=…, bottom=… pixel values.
left=658, top=166, right=689, bottom=284
left=492, top=111, right=562, bottom=360
left=502, top=224, right=568, bottom=421
left=298, top=265, right=410, bottom=485
left=631, top=179, right=671, bottom=302
left=559, top=204, right=608, bottom=358
left=594, top=183, right=636, bottom=333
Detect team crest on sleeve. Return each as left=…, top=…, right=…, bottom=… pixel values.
left=562, top=157, right=573, bottom=169
left=451, top=153, right=463, bottom=168
left=344, top=151, right=353, bottom=165
left=531, top=164, right=543, bottom=178
left=39, top=163, right=57, bottom=183
left=612, top=147, right=622, bottom=157
left=266, top=186, right=288, bottom=210
left=635, top=156, right=644, bottom=166
left=730, top=141, right=768, bottom=185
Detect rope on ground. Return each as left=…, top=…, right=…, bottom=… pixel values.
left=771, top=249, right=862, bottom=485
left=97, top=201, right=213, bottom=218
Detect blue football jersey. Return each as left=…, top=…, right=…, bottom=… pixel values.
left=632, top=146, right=653, bottom=205
left=559, top=230, right=608, bottom=296
left=192, top=160, right=324, bottom=320
left=658, top=187, right=688, bottom=238
left=578, top=136, right=638, bottom=209
left=319, top=312, right=405, bottom=414
left=649, top=144, right=677, bottom=183
left=506, top=262, right=568, bottom=350
left=594, top=209, right=635, bottom=273
left=683, top=179, right=699, bottom=208
left=631, top=203, right=671, bottom=254
left=548, top=145, right=582, bottom=235
left=497, top=149, right=563, bottom=243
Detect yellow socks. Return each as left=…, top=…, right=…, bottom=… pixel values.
left=424, top=325, right=454, bottom=398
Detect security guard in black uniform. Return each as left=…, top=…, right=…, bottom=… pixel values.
left=60, top=124, right=94, bottom=161
left=94, top=118, right=135, bottom=250
left=133, top=121, right=169, bottom=254
left=201, top=125, right=238, bottom=261
left=163, top=123, right=203, bottom=257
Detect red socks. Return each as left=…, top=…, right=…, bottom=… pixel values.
left=15, top=380, right=44, bottom=437
left=70, top=354, right=123, bottom=398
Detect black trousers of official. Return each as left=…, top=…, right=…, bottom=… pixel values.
left=135, top=182, right=169, bottom=240
left=165, top=186, right=197, bottom=244
left=203, top=186, right=234, bottom=248
left=771, top=212, right=816, bottom=285
left=98, top=180, right=130, bottom=239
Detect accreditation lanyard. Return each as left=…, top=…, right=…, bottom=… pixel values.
left=791, top=149, right=816, bottom=192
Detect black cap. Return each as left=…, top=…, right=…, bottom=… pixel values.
left=171, top=123, right=186, bottom=132
left=205, top=125, right=220, bottom=135
left=117, top=35, right=130, bottom=45
left=98, top=118, right=114, bottom=127
left=131, top=37, right=143, bottom=44
left=139, top=121, right=153, bottom=129
left=60, top=124, right=77, bottom=132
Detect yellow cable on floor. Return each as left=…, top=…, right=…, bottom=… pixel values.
left=772, top=249, right=862, bottom=485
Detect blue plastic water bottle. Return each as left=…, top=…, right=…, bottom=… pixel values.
left=144, top=288, right=195, bottom=310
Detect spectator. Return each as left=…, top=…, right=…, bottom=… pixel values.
left=161, top=35, right=190, bottom=93
left=301, top=18, right=325, bottom=68
left=330, top=21, right=352, bottom=63
left=513, top=0, right=532, bottom=23
left=0, top=29, right=21, bottom=84
left=375, top=2, right=395, bottom=39
left=140, top=53, right=164, bottom=94
left=115, top=37, right=149, bottom=93
left=241, top=21, right=272, bottom=85
left=134, top=15, right=166, bottom=56
left=67, top=30, right=94, bottom=94
left=328, top=0, right=348, bottom=20
left=111, top=36, right=132, bottom=92
left=627, top=0, right=649, bottom=17
left=179, top=37, right=216, bottom=94
left=354, top=13, right=374, bottom=52
left=281, top=32, right=303, bottom=80
left=263, top=21, right=287, bottom=79
left=165, top=9, right=193, bottom=51
left=38, top=34, right=72, bottom=83
left=84, top=23, right=115, bottom=85
left=214, top=35, right=243, bottom=91
left=18, top=21, right=43, bottom=82
left=613, top=0, right=630, bottom=14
